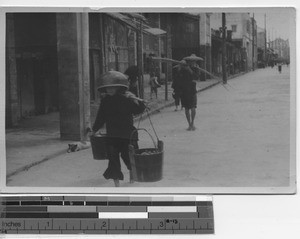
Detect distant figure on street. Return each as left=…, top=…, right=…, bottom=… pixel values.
left=92, top=71, right=146, bottom=187
left=175, top=59, right=198, bottom=131
left=124, top=65, right=139, bottom=97
left=149, top=72, right=161, bottom=99
left=278, top=62, right=282, bottom=73
left=172, top=63, right=183, bottom=111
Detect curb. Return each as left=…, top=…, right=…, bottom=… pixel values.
left=6, top=149, right=67, bottom=180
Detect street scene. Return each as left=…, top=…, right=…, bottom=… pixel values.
left=6, top=66, right=291, bottom=188
left=4, top=9, right=294, bottom=191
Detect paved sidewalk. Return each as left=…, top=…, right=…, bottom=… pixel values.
left=5, top=77, right=222, bottom=179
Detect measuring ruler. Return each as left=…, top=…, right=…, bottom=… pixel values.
left=0, top=195, right=214, bottom=234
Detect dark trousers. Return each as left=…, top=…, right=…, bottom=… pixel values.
left=103, top=138, right=138, bottom=180
left=172, top=91, right=181, bottom=106
left=174, top=95, right=181, bottom=106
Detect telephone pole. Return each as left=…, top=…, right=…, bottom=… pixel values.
left=137, top=21, right=144, bottom=99
left=222, top=13, right=227, bottom=84
left=264, top=14, right=267, bottom=64
left=252, top=13, right=255, bottom=71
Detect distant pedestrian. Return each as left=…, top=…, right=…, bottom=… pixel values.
left=278, top=62, right=282, bottom=73
left=172, top=63, right=183, bottom=111
left=124, top=65, right=139, bottom=97
left=176, top=59, right=198, bottom=131
left=92, top=71, right=146, bottom=187
left=149, top=72, right=161, bottom=99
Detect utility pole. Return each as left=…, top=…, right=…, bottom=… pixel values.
left=252, top=13, right=255, bottom=71
left=264, top=14, right=267, bottom=64
left=137, top=21, right=144, bottom=99
left=165, top=31, right=168, bottom=101
left=221, top=13, right=227, bottom=84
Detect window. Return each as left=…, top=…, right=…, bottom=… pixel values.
left=246, top=21, right=251, bottom=33
left=231, top=25, right=237, bottom=32
left=186, top=22, right=195, bottom=33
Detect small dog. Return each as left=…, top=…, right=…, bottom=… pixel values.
left=67, top=141, right=91, bottom=153
left=67, top=127, right=92, bottom=153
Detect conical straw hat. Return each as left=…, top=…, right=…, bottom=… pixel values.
left=183, top=54, right=203, bottom=61
left=97, top=71, right=129, bottom=90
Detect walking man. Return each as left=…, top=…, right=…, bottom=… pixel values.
left=172, top=62, right=183, bottom=111
left=176, top=59, right=198, bottom=131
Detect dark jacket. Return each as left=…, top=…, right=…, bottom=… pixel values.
left=175, top=66, right=197, bottom=95
left=92, top=94, right=146, bottom=140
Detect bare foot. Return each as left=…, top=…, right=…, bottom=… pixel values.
left=114, top=179, right=120, bottom=187
left=129, top=171, right=134, bottom=184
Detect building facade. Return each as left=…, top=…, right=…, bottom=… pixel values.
left=5, top=12, right=169, bottom=140
left=210, top=13, right=258, bottom=73
left=269, top=38, right=290, bottom=63
left=6, top=13, right=59, bottom=128
left=199, top=13, right=212, bottom=79
left=257, top=29, right=267, bottom=67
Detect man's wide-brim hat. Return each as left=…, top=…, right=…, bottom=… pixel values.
left=183, top=54, right=203, bottom=61
left=97, top=71, right=129, bottom=90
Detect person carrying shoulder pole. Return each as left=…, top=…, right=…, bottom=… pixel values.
left=176, top=54, right=203, bottom=131
left=176, top=58, right=198, bottom=131
left=92, top=71, right=147, bottom=187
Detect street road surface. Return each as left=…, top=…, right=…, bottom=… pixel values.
left=7, top=66, right=292, bottom=189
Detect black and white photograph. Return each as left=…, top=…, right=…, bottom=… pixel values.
left=1, top=7, right=296, bottom=194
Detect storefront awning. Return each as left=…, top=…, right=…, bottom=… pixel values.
left=122, top=12, right=147, bottom=22
left=105, top=12, right=166, bottom=36
left=143, top=27, right=166, bottom=35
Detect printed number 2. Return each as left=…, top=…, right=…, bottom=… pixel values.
left=102, top=221, right=107, bottom=228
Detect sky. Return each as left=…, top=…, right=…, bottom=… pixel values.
left=252, top=8, right=294, bottom=41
